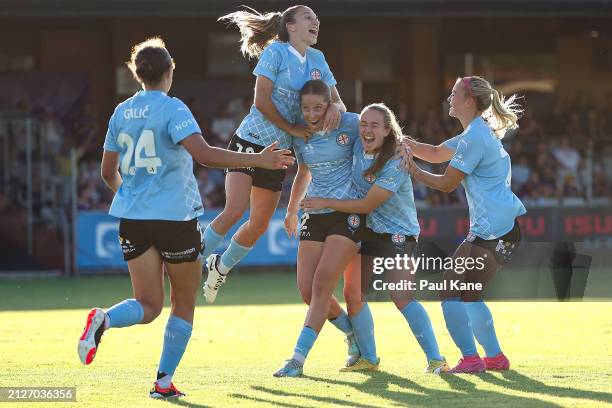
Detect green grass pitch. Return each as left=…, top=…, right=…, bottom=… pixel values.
left=1, top=273, right=611, bottom=407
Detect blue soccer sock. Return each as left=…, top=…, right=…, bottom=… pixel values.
left=465, top=301, right=502, bottom=357
left=219, top=239, right=252, bottom=274
left=157, top=315, right=193, bottom=384
left=400, top=300, right=443, bottom=361
left=329, top=310, right=353, bottom=335
left=442, top=298, right=478, bottom=357
left=105, top=299, right=144, bottom=329
left=292, top=326, right=318, bottom=364
left=349, top=302, right=378, bottom=363
left=202, top=224, right=225, bottom=259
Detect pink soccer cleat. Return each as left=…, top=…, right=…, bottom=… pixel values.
left=446, top=355, right=486, bottom=374
left=484, top=353, right=510, bottom=371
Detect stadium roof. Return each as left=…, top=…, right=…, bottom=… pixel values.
left=2, top=0, right=612, bottom=18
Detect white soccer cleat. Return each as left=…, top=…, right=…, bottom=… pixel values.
left=78, top=308, right=106, bottom=365
left=204, top=254, right=227, bottom=304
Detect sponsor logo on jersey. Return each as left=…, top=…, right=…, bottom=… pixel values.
left=337, top=133, right=349, bottom=146
left=310, top=68, right=322, bottom=80
left=365, top=174, right=376, bottom=184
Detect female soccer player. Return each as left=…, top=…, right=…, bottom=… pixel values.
left=399, top=76, right=525, bottom=373
left=282, top=80, right=362, bottom=372
left=301, top=103, right=449, bottom=374
left=77, top=37, right=293, bottom=398
left=202, top=5, right=347, bottom=303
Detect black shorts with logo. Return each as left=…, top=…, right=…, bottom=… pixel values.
left=359, top=227, right=418, bottom=258
left=225, top=134, right=288, bottom=192
left=466, top=219, right=522, bottom=265
left=299, top=211, right=364, bottom=244
left=118, top=218, right=204, bottom=264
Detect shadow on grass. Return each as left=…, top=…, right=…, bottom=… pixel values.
left=477, top=370, right=612, bottom=404
left=240, top=371, right=564, bottom=408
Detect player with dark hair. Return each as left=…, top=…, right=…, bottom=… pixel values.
left=77, top=37, right=293, bottom=398
left=302, top=103, right=449, bottom=374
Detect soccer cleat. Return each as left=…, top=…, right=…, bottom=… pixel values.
left=203, top=254, right=226, bottom=304
left=484, top=352, right=510, bottom=371
left=446, top=355, right=486, bottom=374
left=149, top=382, right=185, bottom=399
left=340, top=357, right=380, bottom=372
left=78, top=308, right=106, bottom=365
left=425, top=357, right=451, bottom=374
left=345, top=333, right=361, bottom=367
left=273, top=359, right=304, bottom=377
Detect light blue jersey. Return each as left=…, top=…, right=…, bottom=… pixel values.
left=103, top=90, right=204, bottom=221
left=236, top=41, right=337, bottom=150
left=443, top=116, right=526, bottom=239
left=293, top=112, right=360, bottom=214
left=352, top=141, right=420, bottom=237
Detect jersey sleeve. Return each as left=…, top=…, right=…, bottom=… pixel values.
left=443, top=134, right=462, bottom=151
left=321, top=58, right=337, bottom=87
left=448, top=132, right=483, bottom=175
left=103, top=111, right=120, bottom=152
left=253, top=43, right=282, bottom=82
left=375, top=159, right=408, bottom=193
left=167, top=100, right=202, bottom=144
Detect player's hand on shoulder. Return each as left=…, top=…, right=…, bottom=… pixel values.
left=258, top=141, right=295, bottom=170
left=323, top=103, right=342, bottom=132
left=284, top=211, right=299, bottom=238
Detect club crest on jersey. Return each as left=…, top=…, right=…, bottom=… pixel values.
left=337, top=133, right=349, bottom=146
left=310, top=68, right=322, bottom=80
left=391, top=234, right=406, bottom=245
left=347, top=214, right=361, bottom=229
left=365, top=174, right=376, bottom=184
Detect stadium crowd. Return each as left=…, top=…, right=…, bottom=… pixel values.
left=2, top=91, right=612, bottom=216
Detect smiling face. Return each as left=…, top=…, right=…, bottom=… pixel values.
left=301, top=93, right=328, bottom=131
left=287, top=7, right=320, bottom=46
left=359, top=108, right=390, bottom=153
left=447, top=79, right=471, bottom=119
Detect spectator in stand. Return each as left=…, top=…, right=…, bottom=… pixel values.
left=228, top=95, right=252, bottom=125
left=210, top=103, right=237, bottom=147
left=40, top=107, right=64, bottom=156
left=552, top=136, right=581, bottom=197
left=598, top=93, right=612, bottom=138
left=512, top=156, right=531, bottom=191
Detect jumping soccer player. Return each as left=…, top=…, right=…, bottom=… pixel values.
left=301, top=103, right=449, bottom=374
left=202, top=5, right=347, bottom=303
left=279, top=80, right=362, bottom=375
left=400, top=75, right=525, bottom=373
left=77, top=37, right=293, bottom=398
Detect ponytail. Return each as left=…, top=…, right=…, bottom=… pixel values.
left=462, top=75, right=523, bottom=138
left=218, top=5, right=305, bottom=59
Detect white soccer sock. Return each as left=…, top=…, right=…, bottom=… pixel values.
left=156, top=373, right=173, bottom=389
left=291, top=352, right=306, bottom=365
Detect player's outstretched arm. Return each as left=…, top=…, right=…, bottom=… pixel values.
left=401, top=148, right=464, bottom=193
left=399, top=138, right=454, bottom=164
left=300, top=186, right=392, bottom=214
left=181, top=134, right=294, bottom=170
left=100, top=150, right=122, bottom=193
left=285, top=163, right=311, bottom=238
left=322, top=86, right=347, bottom=132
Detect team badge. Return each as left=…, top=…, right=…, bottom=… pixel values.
left=391, top=234, right=406, bottom=245
left=310, top=68, right=322, bottom=80
left=365, top=174, right=376, bottom=184
left=337, top=133, right=349, bottom=146
left=347, top=214, right=361, bottom=229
